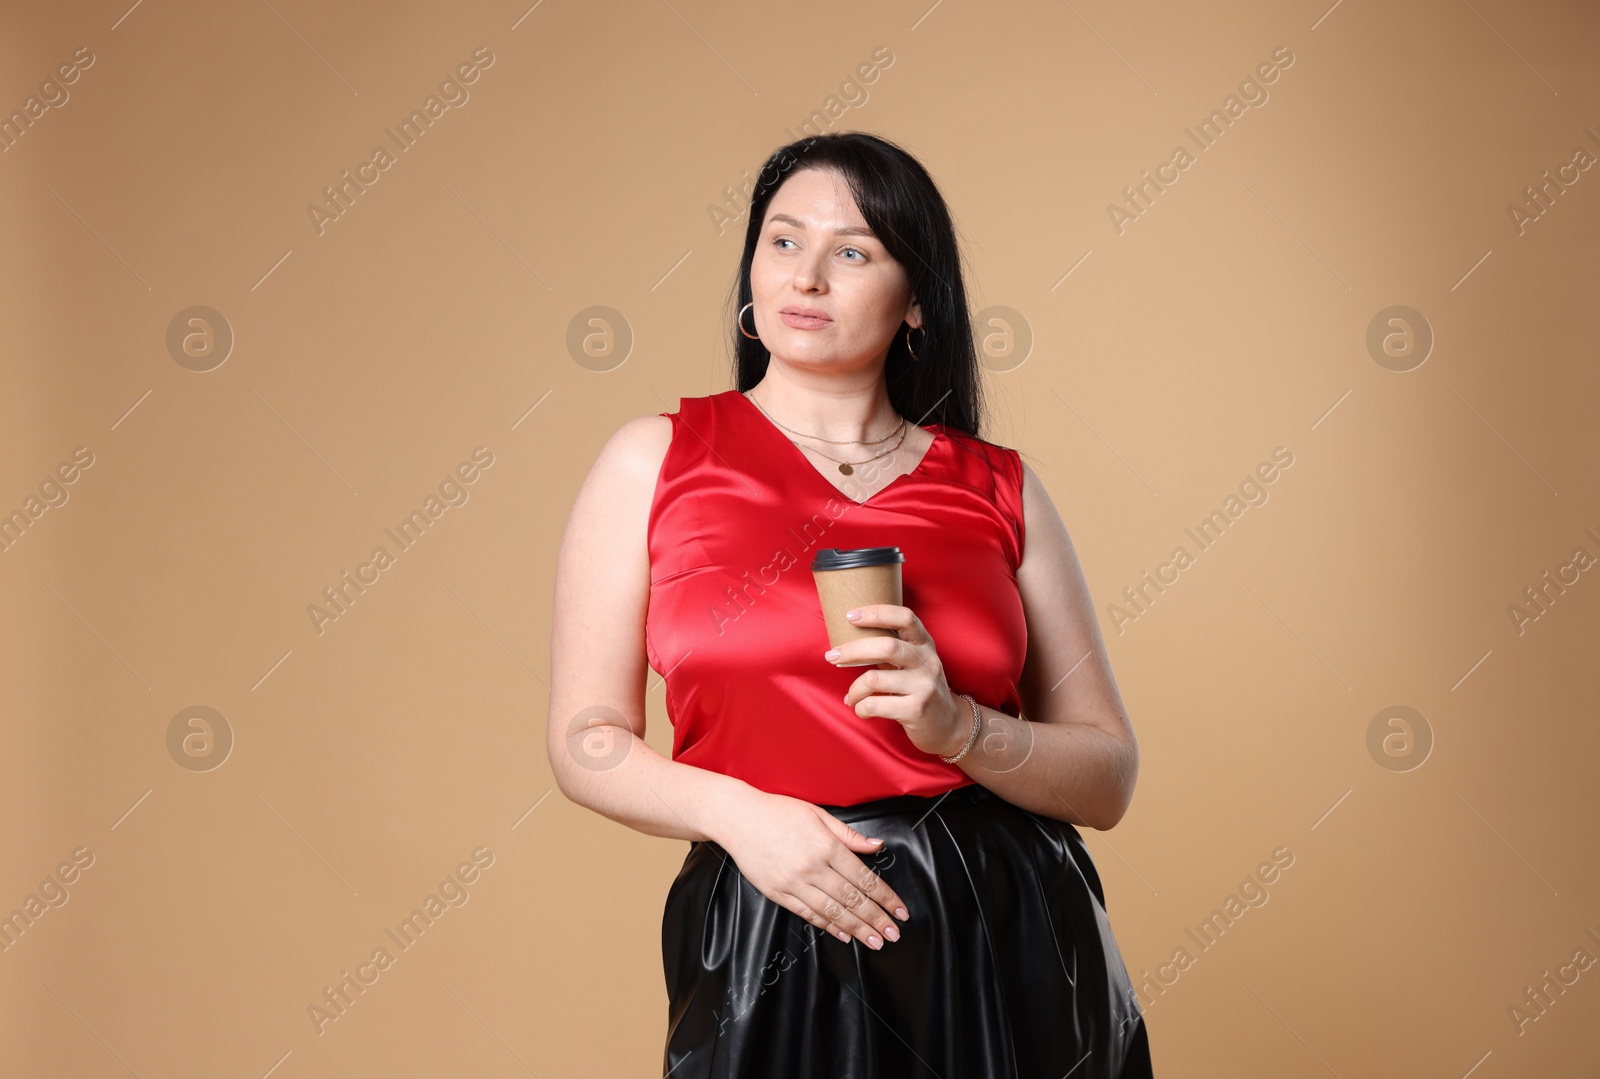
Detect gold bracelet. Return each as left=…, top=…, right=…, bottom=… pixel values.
left=940, top=693, right=983, bottom=763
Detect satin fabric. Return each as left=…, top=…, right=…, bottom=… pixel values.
left=646, top=389, right=1028, bottom=805
left=662, top=782, right=1154, bottom=1078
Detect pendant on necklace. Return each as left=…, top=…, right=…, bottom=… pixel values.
left=838, top=463, right=853, bottom=476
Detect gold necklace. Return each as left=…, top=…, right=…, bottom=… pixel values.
left=806, top=424, right=911, bottom=476
left=744, top=390, right=910, bottom=476
left=743, top=390, right=904, bottom=445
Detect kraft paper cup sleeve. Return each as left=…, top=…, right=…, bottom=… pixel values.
left=810, top=547, right=904, bottom=654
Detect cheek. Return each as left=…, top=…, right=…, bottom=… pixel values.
left=748, top=257, right=781, bottom=295
left=853, top=286, right=906, bottom=334
left=860, top=271, right=909, bottom=311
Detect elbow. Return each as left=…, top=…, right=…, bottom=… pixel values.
left=1090, top=789, right=1133, bottom=831
left=546, top=703, right=644, bottom=811
left=546, top=723, right=630, bottom=811
left=1093, top=735, right=1140, bottom=830
left=1094, top=796, right=1132, bottom=831
left=544, top=736, right=585, bottom=807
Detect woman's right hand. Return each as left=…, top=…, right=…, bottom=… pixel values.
left=715, top=789, right=911, bottom=951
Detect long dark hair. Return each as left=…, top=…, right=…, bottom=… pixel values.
left=729, top=132, right=987, bottom=440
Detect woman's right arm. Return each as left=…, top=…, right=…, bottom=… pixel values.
left=545, top=414, right=751, bottom=842
left=546, top=414, right=912, bottom=950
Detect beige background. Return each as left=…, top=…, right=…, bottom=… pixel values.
left=2, top=0, right=1597, bottom=1075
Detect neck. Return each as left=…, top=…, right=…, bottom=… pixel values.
left=746, top=373, right=903, bottom=442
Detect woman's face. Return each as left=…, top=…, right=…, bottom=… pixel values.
left=749, top=167, right=921, bottom=372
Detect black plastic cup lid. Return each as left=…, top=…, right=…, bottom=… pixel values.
left=811, top=546, right=905, bottom=571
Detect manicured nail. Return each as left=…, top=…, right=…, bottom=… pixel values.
left=867, top=935, right=882, bottom=950
left=824, top=649, right=840, bottom=661
left=845, top=609, right=861, bottom=621
left=895, top=907, right=908, bottom=920
left=883, top=924, right=900, bottom=942
left=868, top=837, right=884, bottom=845
left=837, top=930, right=850, bottom=942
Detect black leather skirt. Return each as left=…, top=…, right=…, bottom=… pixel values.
left=662, top=781, right=1154, bottom=1078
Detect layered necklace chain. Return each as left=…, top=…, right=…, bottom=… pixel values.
left=743, top=390, right=909, bottom=477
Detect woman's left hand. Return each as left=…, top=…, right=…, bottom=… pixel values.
left=824, top=604, right=968, bottom=759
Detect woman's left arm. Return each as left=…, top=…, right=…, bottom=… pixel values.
left=978, top=458, right=1140, bottom=829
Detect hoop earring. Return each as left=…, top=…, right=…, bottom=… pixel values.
left=738, top=302, right=760, bottom=341
left=905, top=324, right=925, bottom=362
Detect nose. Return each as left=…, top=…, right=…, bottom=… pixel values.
left=791, top=247, right=830, bottom=292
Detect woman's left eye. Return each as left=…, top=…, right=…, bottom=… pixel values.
left=842, top=248, right=865, bottom=260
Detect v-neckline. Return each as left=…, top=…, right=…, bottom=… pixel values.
left=730, top=389, right=944, bottom=508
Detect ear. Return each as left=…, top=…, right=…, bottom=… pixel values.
left=904, top=296, right=922, bottom=330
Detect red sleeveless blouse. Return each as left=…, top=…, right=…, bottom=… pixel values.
left=645, top=389, right=1028, bottom=806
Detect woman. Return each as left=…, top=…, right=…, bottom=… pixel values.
left=548, top=131, right=1154, bottom=1077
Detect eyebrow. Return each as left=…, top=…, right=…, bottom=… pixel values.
left=766, top=213, right=877, bottom=239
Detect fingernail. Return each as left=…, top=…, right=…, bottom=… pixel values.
left=895, top=907, right=908, bottom=920
left=845, top=609, right=861, bottom=621
left=883, top=923, right=900, bottom=942
left=867, top=934, right=882, bottom=950
left=824, top=649, right=840, bottom=661
left=868, top=837, right=884, bottom=845
left=837, top=930, right=850, bottom=942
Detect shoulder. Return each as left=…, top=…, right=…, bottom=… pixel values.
left=557, top=414, right=674, bottom=597
left=1013, top=455, right=1061, bottom=535
left=588, top=413, right=674, bottom=497
left=610, top=412, right=675, bottom=463
left=590, top=391, right=735, bottom=495
left=1017, top=455, right=1047, bottom=508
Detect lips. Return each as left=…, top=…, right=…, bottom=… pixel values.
left=780, top=311, right=831, bottom=330
left=779, top=306, right=832, bottom=331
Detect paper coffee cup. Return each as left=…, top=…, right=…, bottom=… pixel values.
left=811, top=546, right=903, bottom=664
